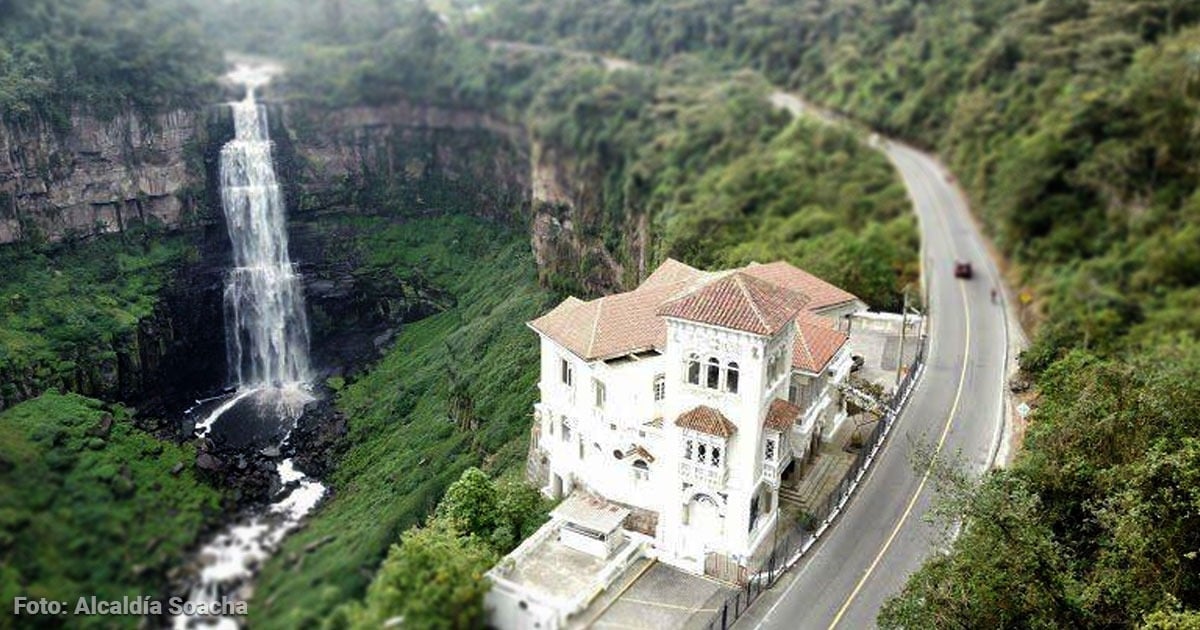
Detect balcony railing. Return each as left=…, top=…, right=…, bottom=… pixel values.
left=761, top=450, right=793, bottom=488
left=679, top=461, right=729, bottom=488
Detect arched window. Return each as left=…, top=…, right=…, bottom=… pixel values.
left=711, top=446, right=722, bottom=467
left=686, top=354, right=701, bottom=385
left=697, top=443, right=707, bottom=462
left=653, top=374, right=666, bottom=401
left=633, top=459, right=649, bottom=481
left=725, top=362, right=739, bottom=393
left=685, top=440, right=694, bottom=460
left=706, top=357, right=721, bottom=389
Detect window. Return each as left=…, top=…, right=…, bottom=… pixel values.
left=711, top=446, right=721, bottom=467
left=633, top=459, right=649, bottom=481
left=561, top=417, right=572, bottom=442
left=725, top=362, right=739, bottom=393
left=706, top=357, right=721, bottom=389
left=685, top=439, right=695, bottom=460
left=593, top=378, right=606, bottom=408
left=686, top=354, right=701, bottom=385
left=767, top=353, right=779, bottom=384
left=764, top=438, right=776, bottom=461
left=560, top=358, right=573, bottom=386
left=697, top=443, right=707, bottom=462
left=653, top=374, right=666, bottom=401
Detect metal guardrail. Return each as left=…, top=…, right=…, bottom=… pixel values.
left=701, top=336, right=928, bottom=630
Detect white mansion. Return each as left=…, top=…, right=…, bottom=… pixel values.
left=487, top=259, right=865, bottom=628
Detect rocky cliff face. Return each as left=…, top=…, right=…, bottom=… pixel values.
left=0, top=98, right=636, bottom=296
left=0, top=108, right=210, bottom=244
left=529, top=141, right=630, bottom=295
left=278, top=100, right=530, bottom=221
left=0, top=96, right=636, bottom=410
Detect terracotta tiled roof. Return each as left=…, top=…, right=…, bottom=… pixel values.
left=527, top=259, right=711, bottom=360
left=675, top=406, right=737, bottom=438
left=529, top=258, right=856, bottom=360
left=640, top=258, right=709, bottom=290
left=631, top=445, right=655, bottom=463
left=764, top=398, right=804, bottom=432
left=742, top=261, right=861, bottom=312
left=792, top=311, right=849, bottom=374
left=658, top=272, right=809, bottom=336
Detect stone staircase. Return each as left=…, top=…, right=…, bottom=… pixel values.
left=778, top=450, right=855, bottom=512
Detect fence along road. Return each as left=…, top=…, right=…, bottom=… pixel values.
left=726, top=99, right=1011, bottom=630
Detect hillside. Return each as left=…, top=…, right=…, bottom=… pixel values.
left=477, top=0, right=1200, bottom=626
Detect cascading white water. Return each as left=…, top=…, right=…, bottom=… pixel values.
left=176, top=62, right=326, bottom=630
left=194, top=65, right=313, bottom=438
left=220, top=91, right=310, bottom=390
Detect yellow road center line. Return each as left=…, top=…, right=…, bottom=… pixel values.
left=825, top=156, right=973, bottom=630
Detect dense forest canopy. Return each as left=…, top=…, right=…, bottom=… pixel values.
left=0, top=0, right=219, bottom=123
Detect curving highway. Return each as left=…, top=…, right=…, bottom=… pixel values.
left=735, top=96, right=1014, bottom=629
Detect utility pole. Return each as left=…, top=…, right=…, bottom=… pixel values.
left=896, top=288, right=908, bottom=387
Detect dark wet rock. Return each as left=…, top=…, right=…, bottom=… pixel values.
left=196, top=452, right=223, bottom=471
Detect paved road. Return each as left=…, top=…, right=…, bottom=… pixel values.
left=735, top=98, right=1012, bottom=629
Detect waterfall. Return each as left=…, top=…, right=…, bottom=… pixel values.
left=176, top=62, right=326, bottom=630
left=220, top=85, right=311, bottom=392
left=194, top=67, right=312, bottom=438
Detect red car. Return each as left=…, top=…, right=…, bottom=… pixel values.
left=954, top=261, right=973, bottom=279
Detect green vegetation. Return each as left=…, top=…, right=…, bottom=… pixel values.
left=0, top=232, right=196, bottom=409
left=0, top=391, right=222, bottom=629
left=210, top=0, right=917, bottom=305
left=249, top=215, right=554, bottom=628
left=475, top=0, right=1200, bottom=625
left=520, top=55, right=915, bottom=306
left=0, top=0, right=219, bottom=123
left=330, top=467, right=550, bottom=629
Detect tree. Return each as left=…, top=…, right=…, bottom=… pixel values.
left=436, top=467, right=500, bottom=538
left=342, top=522, right=497, bottom=630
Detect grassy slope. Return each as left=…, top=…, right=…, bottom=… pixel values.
left=249, top=215, right=552, bottom=628
left=0, top=391, right=222, bottom=629
left=0, top=234, right=196, bottom=407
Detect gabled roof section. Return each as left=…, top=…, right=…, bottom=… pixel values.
left=639, top=258, right=707, bottom=290
left=527, top=259, right=713, bottom=361
left=675, top=405, right=737, bottom=438
left=792, top=311, right=850, bottom=374
left=658, top=272, right=809, bottom=336
left=742, top=261, right=861, bottom=311
left=764, top=398, right=804, bottom=432
left=528, top=258, right=857, bottom=360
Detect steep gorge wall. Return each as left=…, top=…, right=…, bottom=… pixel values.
left=529, top=141, right=633, bottom=295
left=0, top=98, right=633, bottom=297
left=0, top=97, right=627, bottom=411
left=0, top=108, right=212, bottom=244
left=280, top=101, right=529, bottom=222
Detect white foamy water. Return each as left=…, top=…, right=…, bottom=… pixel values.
left=174, top=459, right=326, bottom=630
left=220, top=69, right=311, bottom=390
left=176, top=62, right=326, bottom=629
